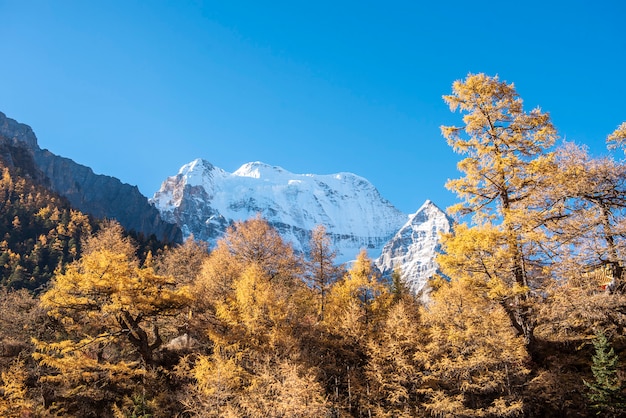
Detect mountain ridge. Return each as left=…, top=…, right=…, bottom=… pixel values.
left=151, top=158, right=408, bottom=262
left=0, top=111, right=182, bottom=243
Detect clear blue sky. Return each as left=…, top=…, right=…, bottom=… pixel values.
left=1, top=1, right=624, bottom=213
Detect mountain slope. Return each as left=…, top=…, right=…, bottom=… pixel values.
left=0, top=111, right=181, bottom=243
left=152, top=159, right=408, bottom=263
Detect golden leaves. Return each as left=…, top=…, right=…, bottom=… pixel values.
left=607, top=122, right=626, bottom=153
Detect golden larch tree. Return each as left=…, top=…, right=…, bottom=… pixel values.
left=33, top=221, right=192, bottom=414
left=441, top=73, right=557, bottom=349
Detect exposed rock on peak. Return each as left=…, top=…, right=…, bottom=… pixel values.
left=375, top=199, right=453, bottom=294
left=0, top=111, right=39, bottom=150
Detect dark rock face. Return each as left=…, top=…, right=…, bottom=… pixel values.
left=0, top=111, right=181, bottom=243
left=0, top=112, right=38, bottom=150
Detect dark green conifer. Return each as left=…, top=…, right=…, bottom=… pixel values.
left=584, top=330, right=626, bottom=416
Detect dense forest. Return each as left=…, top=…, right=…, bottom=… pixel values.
left=1, top=73, right=626, bottom=417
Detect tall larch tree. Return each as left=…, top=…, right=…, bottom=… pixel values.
left=306, top=224, right=344, bottom=321
left=440, top=73, right=557, bottom=349
left=322, top=249, right=392, bottom=416
left=547, top=142, right=626, bottom=291
left=532, top=136, right=626, bottom=349
left=365, top=296, right=425, bottom=417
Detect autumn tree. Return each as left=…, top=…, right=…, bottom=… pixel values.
left=306, top=224, right=344, bottom=321
left=191, top=216, right=306, bottom=340
left=182, top=349, right=329, bottom=417
left=418, top=276, right=530, bottom=417
left=219, top=214, right=303, bottom=284
left=607, top=122, right=626, bottom=154
left=155, top=235, right=209, bottom=285
left=182, top=217, right=329, bottom=416
left=526, top=133, right=626, bottom=351
left=0, top=360, right=36, bottom=417
left=33, top=221, right=192, bottom=415
left=0, top=288, right=46, bottom=417
left=366, top=297, right=425, bottom=417
left=325, top=249, right=390, bottom=342
left=318, top=249, right=392, bottom=415
left=544, top=141, right=626, bottom=292
left=440, top=73, right=558, bottom=349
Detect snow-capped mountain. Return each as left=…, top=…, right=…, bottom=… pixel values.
left=151, top=159, right=408, bottom=264
left=375, top=200, right=453, bottom=294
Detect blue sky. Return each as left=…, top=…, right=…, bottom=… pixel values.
left=1, top=1, right=625, bottom=214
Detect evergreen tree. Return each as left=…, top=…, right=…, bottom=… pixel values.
left=584, top=330, right=626, bottom=416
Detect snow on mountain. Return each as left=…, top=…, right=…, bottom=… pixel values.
left=375, top=200, right=453, bottom=294
left=151, top=159, right=408, bottom=264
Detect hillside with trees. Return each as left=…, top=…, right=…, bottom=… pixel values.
left=1, top=74, right=625, bottom=417
left=0, top=148, right=95, bottom=291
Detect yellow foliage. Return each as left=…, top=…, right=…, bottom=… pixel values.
left=607, top=121, right=626, bottom=153
left=185, top=351, right=329, bottom=417
left=0, top=360, right=35, bottom=418
left=419, top=278, right=529, bottom=417
left=325, top=249, right=391, bottom=340
left=437, top=223, right=531, bottom=303
left=33, top=222, right=193, bottom=412
left=366, top=299, right=425, bottom=416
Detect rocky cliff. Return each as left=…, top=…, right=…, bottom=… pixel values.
left=0, top=111, right=181, bottom=243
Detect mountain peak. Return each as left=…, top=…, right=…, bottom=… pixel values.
left=0, top=111, right=39, bottom=150
left=177, top=159, right=227, bottom=188
left=180, top=158, right=215, bottom=173
left=376, top=199, right=453, bottom=294
left=408, top=199, right=449, bottom=224
left=233, top=161, right=288, bottom=179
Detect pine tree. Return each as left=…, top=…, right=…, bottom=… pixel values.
left=584, top=330, right=626, bottom=416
